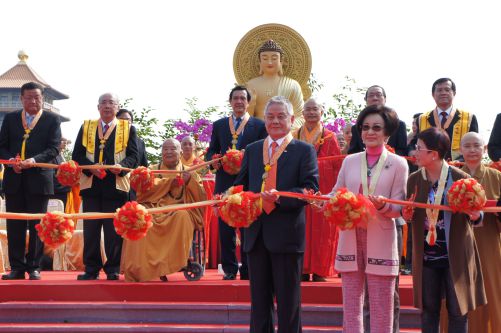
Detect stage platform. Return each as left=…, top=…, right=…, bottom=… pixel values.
left=0, top=270, right=421, bottom=332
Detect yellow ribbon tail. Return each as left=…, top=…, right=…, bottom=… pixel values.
left=99, top=149, right=104, bottom=163
left=21, top=139, right=27, bottom=160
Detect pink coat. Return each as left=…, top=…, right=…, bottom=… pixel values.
left=332, top=151, right=408, bottom=276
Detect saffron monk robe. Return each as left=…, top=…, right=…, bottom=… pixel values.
left=293, top=98, right=341, bottom=282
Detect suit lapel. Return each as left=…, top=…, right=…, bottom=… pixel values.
left=238, top=117, right=254, bottom=149
left=277, top=139, right=295, bottom=173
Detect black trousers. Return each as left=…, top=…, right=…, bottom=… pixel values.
left=82, top=195, right=125, bottom=275
left=5, top=192, right=49, bottom=272
left=247, top=231, right=303, bottom=333
left=219, top=217, right=248, bottom=276
left=421, top=265, right=467, bottom=333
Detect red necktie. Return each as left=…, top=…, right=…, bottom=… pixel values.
left=440, top=111, right=447, bottom=128
left=263, top=141, right=278, bottom=214
left=103, top=124, right=109, bottom=134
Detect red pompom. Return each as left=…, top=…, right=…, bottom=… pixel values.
left=447, top=178, right=486, bottom=212
left=222, top=149, right=244, bottom=175
left=35, top=212, right=75, bottom=248
left=218, top=186, right=261, bottom=228
left=488, top=161, right=501, bottom=172
left=130, top=167, right=155, bottom=193
left=56, top=160, right=81, bottom=187
left=323, top=188, right=373, bottom=230
left=114, top=201, right=153, bottom=240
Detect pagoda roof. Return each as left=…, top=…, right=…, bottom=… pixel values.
left=0, top=51, right=69, bottom=100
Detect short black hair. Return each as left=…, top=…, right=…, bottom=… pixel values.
left=117, top=108, right=134, bottom=123
left=229, top=85, right=251, bottom=102
left=356, top=104, right=399, bottom=137
left=432, top=78, right=456, bottom=94
left=364, top=85, right=386, bottom=101
left=21, top=82, right=44, bottom=96
left=412, top=113, right=422, bottom=119
left=417, top=127, right=450, bottom=160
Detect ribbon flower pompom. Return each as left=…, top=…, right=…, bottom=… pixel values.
left=56, top=160, right=81, bottom=187
left=114, top=201, right=153, bottom=240
left=447, top=178, right=486, bottom=212
left=323, top=188, right=373, bottom=230
left=218, top=185, right=261, bottom=228
left=222, top=149, right=244, bottom=175
left=35, top=212, right=76, bottom=248
left=130, top=166, right=155, bottom=193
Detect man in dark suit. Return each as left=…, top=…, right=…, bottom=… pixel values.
left=488, top=113, right=501, bottom=161
left=206, top=85, right=267, bottom=280
left=235, top=96, right=318, bottom=333
left=410, top=78, right=478, bottom=160
left=0, top=82, right=61, bottom=280
left=72, top=93, right=138, bottom=280
left=348, top=85, right=408, bottom=156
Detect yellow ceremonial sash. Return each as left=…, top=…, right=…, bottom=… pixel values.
left=419, top=109, right=472, bottom=159
left=82, top=119, right=129, bottom=157
left=80, top=118, right=130, bottom=192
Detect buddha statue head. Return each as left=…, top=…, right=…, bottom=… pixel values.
left=258, top=39, right=284, bottom=76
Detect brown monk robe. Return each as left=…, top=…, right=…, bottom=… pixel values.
left=121, top=139, right=206, bottom=282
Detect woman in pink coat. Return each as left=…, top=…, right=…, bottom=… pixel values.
left=330, top=105, right=408, bottom=333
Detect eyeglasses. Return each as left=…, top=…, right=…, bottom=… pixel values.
left=367, top=93, right=384, bottom=98
left=415, top=146, right=435, bottom=153
left=361, top=124, right=384, bottom=132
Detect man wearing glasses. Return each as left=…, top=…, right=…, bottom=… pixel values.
left=72, top=93, right=138, bottom=281
left=348, top=85, right=408, bottom=156
left=0, top=82, right=61, bottom=280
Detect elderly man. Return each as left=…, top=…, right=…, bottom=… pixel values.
left=235, top=96, right=319, bottom=332
left=206, top=85, right=267, bottom=280
left=459, top=132, right=501, bottom=333
left=0, top=82, right=61, bottom=280
left=72, top=93, right=138, bottom=281
left=121, top=138, right=206, bottom=282
left=293, top=98, right=341, bottom=282
left=412, top=78, right=478, bottom=160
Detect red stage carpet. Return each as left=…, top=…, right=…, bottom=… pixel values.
left=0, top=270, right=421, bottom=332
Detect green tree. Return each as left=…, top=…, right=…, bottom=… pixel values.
left=324, top=76, right=366, bottom=123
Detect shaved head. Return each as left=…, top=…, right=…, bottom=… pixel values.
left=460, top=132, right=485, bottom=146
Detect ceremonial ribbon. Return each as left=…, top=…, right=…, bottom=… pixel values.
left=20, top=110, right=43, bottom=159
left=361, top=149, right=388, bottom=196
left=228, top=113, right=250, bottom=149
left=1, top=190, right=498, bottom=222
left=261, top=134, right=292, bottom=192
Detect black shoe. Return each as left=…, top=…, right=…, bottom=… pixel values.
left=2, top=270, right=25, bottom=280
left=28, top=270, right=41, bottom=280
left=301, top=274, right=310, bottom=282
left=106, top=273, right=120, bottom=281
left=312, top=274, right=327, bottom=282
left=160, top=275, right=168, bottom=282
left=77, top=272, right=99, bottom=280
left=223, top=273, right=236, bottom=280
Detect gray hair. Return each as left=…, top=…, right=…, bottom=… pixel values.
left=163, top=138, right=181, bottom=151
left=303, top=97, right=325, bottom=112
left=98, top=93, right=119, bottom=104
left=264, top=96, right=293, bottom=116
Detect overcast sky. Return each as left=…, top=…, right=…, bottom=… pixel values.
left=1, top=0, right=499, bottom=149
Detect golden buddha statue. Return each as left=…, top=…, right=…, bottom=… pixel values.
left=246, top=40, right=304, bottom=128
